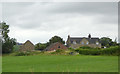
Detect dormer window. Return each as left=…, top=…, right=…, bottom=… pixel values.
left=96, top=42, right=99, bottom=45
left=73, top=41, right=76, bottom=44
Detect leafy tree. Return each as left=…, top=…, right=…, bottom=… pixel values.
left=110, top=42, right=117, bottom=46
left=118, top=43, right=120, bottom=46
left=0, top=22, right=16, bottom=53
left=100, top=37, right=112, bottom=47
left=110, top=38, right=118, bottom=46
left=100, top=37, right=118, bottom=48
left=35, top=43, right=40, bottom=50
left=2, top=38, right=16, bottom=53
left=47, top=36, right=65, bottom=46
left=1, top=22, right=9, bottom=41
left=35, top=43, right=47, bottom=51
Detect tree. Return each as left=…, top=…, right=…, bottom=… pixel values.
left=1, top=22, right=9, bottom=41
left=111, top=38, right=118, bottom=46
left=100, top=37, right=117, bottom=48
left=35, top=43, right=47, bottom=51
left=47, top=36, right=65, bottom=46
left=2, top=38, right=16, bottom=53
left=35, top=43, right=40, bottom=50
left=0, top=22, right=16, bottom=53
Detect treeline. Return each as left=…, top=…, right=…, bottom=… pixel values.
left=1, top=21, right=120, bottom=54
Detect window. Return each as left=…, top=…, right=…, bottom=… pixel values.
left=73, top=41, right=76, bottom=44
left=86, top=42, right=89, bottom=45
left=96, top=42, right=99, bottom=45
left=82, top=42, right=84, bottom=45
left=58, top=46, right=60, bottom=48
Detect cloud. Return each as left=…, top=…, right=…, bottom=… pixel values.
left=2, top=2, right=118, bottom=43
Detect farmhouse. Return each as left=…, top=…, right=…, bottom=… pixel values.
left=66, top=34, right=101, bottom=49
left=45, top=42, right=67, bottom=51
left=19, top=40, right=34, bottom=51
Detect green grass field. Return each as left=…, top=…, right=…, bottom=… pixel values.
left=2, top=55, right=118, bottom=72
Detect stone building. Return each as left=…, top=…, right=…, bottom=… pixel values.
left=66, top=34, right=101, bottom=49
left=45, top=42, right=67, bottom=51
left=19, top=40, right=34, bottom=51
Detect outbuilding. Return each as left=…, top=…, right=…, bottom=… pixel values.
left=45, top=42, right=67, bottom=51
left=19, top=40, right=34, bottom=51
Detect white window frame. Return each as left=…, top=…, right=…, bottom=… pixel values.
left=82, top=42, right=84, bottom=45
left=86, top=42, right=89, bottom=45
left=73, top=41, right=76, bottom=44
left=96, top=42, right=99, bottom=45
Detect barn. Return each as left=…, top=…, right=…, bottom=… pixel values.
left=45, top=42, right=67, bottom=51
left=19, top=40, right=34, bottom=51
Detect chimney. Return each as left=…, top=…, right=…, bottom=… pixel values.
left=88, top=34, right=91, bottom=39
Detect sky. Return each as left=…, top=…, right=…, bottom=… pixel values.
left=2, top=2, right=118, bottom=44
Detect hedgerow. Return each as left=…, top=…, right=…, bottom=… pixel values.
left=75, top=46, right=120, bottom=56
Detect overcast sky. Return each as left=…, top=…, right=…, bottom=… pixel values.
left=2, top=2, right=118, bottom=44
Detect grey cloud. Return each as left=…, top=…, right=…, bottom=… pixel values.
left=48, top=2, right=118, bottom=24
left=48, top=2, right=117, bottom=15
left=2, top=2, right=118, bottom=29
left=2, top=2, right=118, bottom=43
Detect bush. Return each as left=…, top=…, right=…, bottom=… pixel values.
left=69, top=52, right=78, bottom=55
left=15, top=52, right=30, bottom=56
left=77, top=49, right=100, bottom=55
left=79, top=46, right=93, bottom=49
left=51, top=49, right=65, bottom=55
left=56, top=49, right=64, bottom=53
left=68, top=47, right=74, bottom=50
left=101, top=46, right=120, bottom=55
left=75, top=46, right=120, bottom=56
left=50, top=52, right=56, bottom=54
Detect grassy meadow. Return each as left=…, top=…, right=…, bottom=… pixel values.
left=2, top=55, right=118, bottom=72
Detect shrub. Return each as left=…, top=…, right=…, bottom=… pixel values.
left=68, top=47, right=74, bottom=50
left=77, top=49, right=100, bottom=55
left=101, top=46, right=120, bottom=55
left=69, top=52, right=78, bottom=55
left=79, top=46, right=93, bottom=49
left=15, top=52, right=30, bottom=56
left=56, top=49, right=64, bottom=53
left=75, top=46, right=120, bottom=56
left=50, top=52, right=56, bottom=54
left=51, top=49, right=65, bottom=55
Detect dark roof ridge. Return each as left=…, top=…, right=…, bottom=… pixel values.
left=70, top=37, right=99, bottom=39
left=24, top=40, right=34, bottom=45
left=91, top=37, right=99, bottom=39
left=70, top=37, right=86, bottom=38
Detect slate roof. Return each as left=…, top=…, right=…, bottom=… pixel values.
left=70, top=37, right=101, bottom=44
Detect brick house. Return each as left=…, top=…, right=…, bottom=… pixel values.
left=45, top=42, right=67, bottom=51
left=66, top=34, right=101, bottom=49
left=19, top=40, right=34, bottom=51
